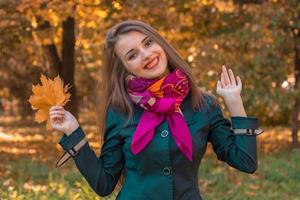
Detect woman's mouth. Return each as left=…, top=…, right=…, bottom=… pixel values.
left=144, top=56, right=159, bottom=70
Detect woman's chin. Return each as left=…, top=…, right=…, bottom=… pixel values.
left=145, top=67, right=169, bottom=79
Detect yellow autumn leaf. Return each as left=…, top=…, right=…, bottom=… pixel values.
left=28, top=74, right=71, bottom=131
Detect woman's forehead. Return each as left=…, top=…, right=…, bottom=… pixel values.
left=115, top=31, right=148, bottom=56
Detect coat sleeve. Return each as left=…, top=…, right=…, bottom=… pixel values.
left=207, top=96, right=261, bottom=174
left=58, top=107, right=124, bottom=196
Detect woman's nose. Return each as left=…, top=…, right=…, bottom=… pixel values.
left=140, top=49, right=152, bottom=61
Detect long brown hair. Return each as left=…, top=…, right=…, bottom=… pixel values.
left=97, top=20, right=206, bottom=191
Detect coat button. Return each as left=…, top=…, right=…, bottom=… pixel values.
left=161, top=130, right=169, bottom=137
left=163, top=166, right=172, bottom=175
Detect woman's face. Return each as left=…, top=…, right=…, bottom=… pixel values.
left=115, top=30, right=170, bottom=79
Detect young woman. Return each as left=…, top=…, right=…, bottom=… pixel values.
left=49, top=20, right=263, bottom=200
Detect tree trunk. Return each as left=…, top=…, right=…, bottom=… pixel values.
left=43, top=43, right=62, bottom=75
left=38, top=18, right=78, bottom=118
left=61, top=16, right=78, bottom=118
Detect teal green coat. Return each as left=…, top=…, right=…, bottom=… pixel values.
left=59, top=92, right=260, bottom=200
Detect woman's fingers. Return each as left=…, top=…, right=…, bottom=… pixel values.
left=220, top=72, right=225, bottom=87
left=217, top=80, right=222, bottom=89
left=222, top=65, right=230, bottom=85
left=236, top=76, right=242, bottom=87
left=228, top=68, right=237, bottom=85
left=221, top=65, right=239, bottom=86
left=50, top=114, right=63, bottom=125
left=49, top=110, right=64, bottom=115
left=49, top=107, right=64, bottom=124
left=49, top=106, right=64, bottom=112
left=50, top=114, right=63, bottom=119
left=50, top=113, right=63, bottom=119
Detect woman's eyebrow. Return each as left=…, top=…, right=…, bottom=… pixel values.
left=124, top=36, right=149, bottom=57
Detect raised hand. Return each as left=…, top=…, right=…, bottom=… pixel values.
left=216, top=65, right=247, bottom=117
left=216, top=65, right=242, bottom=101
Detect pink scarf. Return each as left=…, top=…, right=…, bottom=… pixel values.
left=126, top=68, right=193, bottom=161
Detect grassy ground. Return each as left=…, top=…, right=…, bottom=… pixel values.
left=199, top=148, right=300, bottom=199
left=1, top=148, right=299, bottom=200
left=1, top=115, right=300, bottom=200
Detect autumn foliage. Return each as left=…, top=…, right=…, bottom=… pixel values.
left=27, top=74, right=71, bottom=130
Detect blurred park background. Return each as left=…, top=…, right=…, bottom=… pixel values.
left=1, top=0, right=300, bottom=199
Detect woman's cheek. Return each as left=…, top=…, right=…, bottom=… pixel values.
left=133, top=59, right=143, bottom=71
left=128, top=63, right=141, bottom=74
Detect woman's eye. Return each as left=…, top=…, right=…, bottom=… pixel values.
left=128, top=53, right=137, bottom=60
left=145, top=39, right=153, bottom=47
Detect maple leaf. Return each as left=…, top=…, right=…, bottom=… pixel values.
left=28, top=74, right=71, bottom=131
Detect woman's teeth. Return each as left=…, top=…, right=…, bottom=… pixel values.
left=145, top=57, right=159, bottom=69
